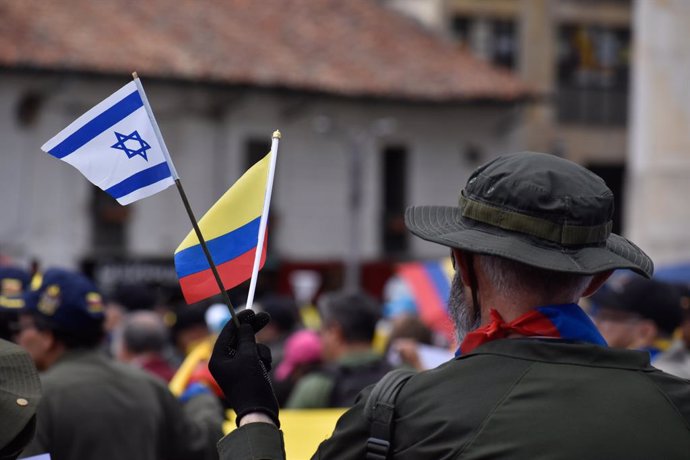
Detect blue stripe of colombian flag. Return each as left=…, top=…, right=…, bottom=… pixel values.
left=47, top=91, right=143, bottom=159
left=175, top=217, right=261, bottom=278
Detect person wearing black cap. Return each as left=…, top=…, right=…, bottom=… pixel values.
left=651, top=286, right=690, bottom=379
left=16, top=268, right=223, bottom=460
left=208, top=152, right=690, bottom=459
left=591, top=276, right=683, bottom=361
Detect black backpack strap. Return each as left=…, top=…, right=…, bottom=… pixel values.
left=363, top=369, right=415, bottom=460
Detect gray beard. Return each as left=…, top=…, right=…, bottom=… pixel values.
left=448, top=272, right=481, bottom=343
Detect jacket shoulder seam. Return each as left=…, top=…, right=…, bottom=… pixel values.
left=456, top=362, right=536, bottom=458
left=641, top=372, right=690, bottom=432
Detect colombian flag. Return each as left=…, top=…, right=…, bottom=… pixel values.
left=174, top=153, right=271, bottom=304
left=397, top=258, right=455, bottom=343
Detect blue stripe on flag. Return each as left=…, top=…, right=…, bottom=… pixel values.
left=105, top=162, right=172, bottom=199
left=423, top=261, right=451, bottom=310
left=537, top=304, right=608, bottom=346
left=48, top=91, right=144, bottom=159
left=174, top=217, right=261, bottom=278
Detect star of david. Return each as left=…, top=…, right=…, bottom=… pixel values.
left=111, top=130, right=151, bottom=161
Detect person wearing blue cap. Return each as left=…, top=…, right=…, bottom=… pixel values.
left=0, top=266, right=30, bottom=341
left=16, top=268, right=223, bottom=460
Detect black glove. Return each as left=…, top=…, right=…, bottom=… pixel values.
left=208, top=309, right=280, bottom=427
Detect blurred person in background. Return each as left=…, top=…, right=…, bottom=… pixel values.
left=385, top=314, right=453, bottom=371
left=0, top=267, right=30, bottom=341
left=254, top=294, right=300, bottom=370
left=655, top=286, right=690, bottom=378
left=208, top=152, right=690, bottom=459
left=285, top=291, right=391, bottom=408
left=272, top=328, right=323, bottom=407
left=0, top=338, right=41, bottom=460
left=592, top=276, right=683, bottom=362
left=103, top=282, right=158, bottom=352
left=168, top=302, right=225, bottom=402
left=16, top=268, right=223, bottom=460
left=114, top=310, right=176, bottom=382
left=171, top=303, right=211, bottom=359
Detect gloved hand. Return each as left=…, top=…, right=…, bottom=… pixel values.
left=208, top=309, right=279, bottom=427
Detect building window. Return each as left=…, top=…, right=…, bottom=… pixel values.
left=557, top=24, right=631, bottom=126
left=91, top=187, right=128, bottom=256
left=381, top=146, right=408, bottom=256
left=586, top=164, right=625, bottom=235
left=245, top=138, right=271, bottom=170
left=451, top=15, right=519, bottom=69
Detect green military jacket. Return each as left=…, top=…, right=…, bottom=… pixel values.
left=218, top=339, right=690, bottom=459
left=286, top=350, right=387, bottom=409
left=22, top=349, right=223, bottom=460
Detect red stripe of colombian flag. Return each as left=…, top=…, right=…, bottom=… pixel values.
left=397, top=261, right=456, bottom=344
left=174, top=153, right=271, bottom=304
left=177, top=233, right=268, bottom=304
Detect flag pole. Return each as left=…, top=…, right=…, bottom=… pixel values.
left=245, top=130, right=281, bottom=310
left=131, top=72, right=240, bottom=328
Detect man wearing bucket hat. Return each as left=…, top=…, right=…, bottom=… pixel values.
left=0, top=338, right=41, bottom=460
left=16, top=267, right=223, bottom=460
left=209, top=152, right=690, bottom=459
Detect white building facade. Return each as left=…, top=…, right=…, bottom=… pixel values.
left=1, top=72, right=523, bottom=273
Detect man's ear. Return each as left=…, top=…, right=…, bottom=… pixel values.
left=330, top=323, right=346, bottom=343
left=582, top=270, right=614, bottom=297
left=452, top=249, right=472, bottom=287
left=636, top=319, right=659, bottom=344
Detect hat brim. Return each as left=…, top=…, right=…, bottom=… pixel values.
left=405, top=206, right=653, bottom=278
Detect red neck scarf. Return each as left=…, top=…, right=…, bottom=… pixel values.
left=459, top=308, right=562, bottom=355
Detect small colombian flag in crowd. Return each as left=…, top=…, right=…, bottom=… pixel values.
left=174, top=153, right=272, bottom=304
left=397, top=258, right=456, bottom=343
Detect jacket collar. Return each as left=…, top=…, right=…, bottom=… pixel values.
left=461, top=338, right=654, bottom=371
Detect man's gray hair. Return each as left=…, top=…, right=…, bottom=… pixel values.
left=121, top=311, right=169, bottom=355
left=476, top=255, right=594, bottom=302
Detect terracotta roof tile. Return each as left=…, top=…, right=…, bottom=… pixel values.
left=0, top=0, right=531, bottom=101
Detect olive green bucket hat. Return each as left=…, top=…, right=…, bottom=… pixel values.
left=0, top=338, right=41, bottom=452
left=405, top=152, right=653, bottom=277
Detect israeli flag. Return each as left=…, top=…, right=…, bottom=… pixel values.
left=41, top=81, right=177, bottom=205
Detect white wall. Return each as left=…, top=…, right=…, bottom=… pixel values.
left=0, top=72, right=522, bottom=269
left=626, top=0, right=690, bottom=266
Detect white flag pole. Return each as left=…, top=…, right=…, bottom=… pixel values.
left=131, top=72, right=241, bottom=327
left=245, top=130, right=281, bottom=310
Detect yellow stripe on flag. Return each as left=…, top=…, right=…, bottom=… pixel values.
left=175, top=152, right=271, bottom=253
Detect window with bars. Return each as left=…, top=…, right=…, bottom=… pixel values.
left=381, top=145, right=408, bottom=256
left=556, top=24, right=631, bottom=125
left=451, top=15, right=519, bottom=69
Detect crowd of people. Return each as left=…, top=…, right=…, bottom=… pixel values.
left=0, top=260, right=448, bottom=459
left=1, top=151, right=690, bottom=459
